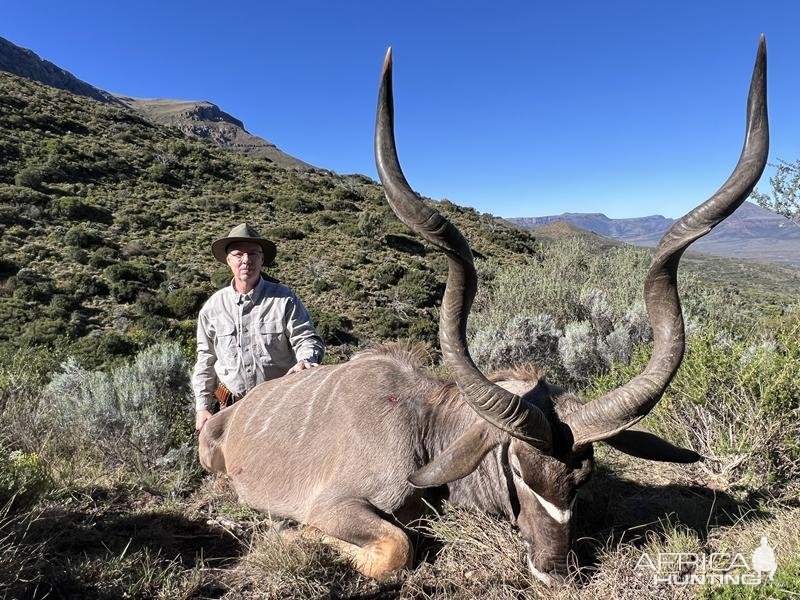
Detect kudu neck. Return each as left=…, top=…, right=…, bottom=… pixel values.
left=423, top=394, right=516, bottom=521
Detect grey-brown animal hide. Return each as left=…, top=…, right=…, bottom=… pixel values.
left=201, top=347, right=528, bottom=524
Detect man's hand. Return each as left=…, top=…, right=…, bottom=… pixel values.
left=287, top=360, right=319, bottom=375
left=196, top=409, right=213, bottom=432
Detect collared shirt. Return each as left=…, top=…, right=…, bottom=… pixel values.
left=192, top=277, right=325, bottom=411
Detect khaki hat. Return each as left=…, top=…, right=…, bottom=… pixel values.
left=211, top=223, right=277, bottom=265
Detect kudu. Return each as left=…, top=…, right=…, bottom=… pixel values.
left=199, top=38, right=768, bottom=584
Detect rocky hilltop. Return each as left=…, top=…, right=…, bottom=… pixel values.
left=0, top=35, right=309, bottom=168
left=117, top=97, right=312, bottom=168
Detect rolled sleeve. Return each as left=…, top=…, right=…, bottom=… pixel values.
left=192, top=311, right=218, bottom=412
left=284, top=294, right=325, bottom=364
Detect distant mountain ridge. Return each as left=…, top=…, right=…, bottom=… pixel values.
left=0, top=35, right=310, bottom=169
left=511, top=202, right=800, bottom=267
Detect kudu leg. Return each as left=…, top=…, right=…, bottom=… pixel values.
left=304, top=499, right=412, bottom=579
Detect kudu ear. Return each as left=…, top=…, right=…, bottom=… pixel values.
left=409, top=421, right=500, bottom=488
left=604, top=426, right=702, bottom=463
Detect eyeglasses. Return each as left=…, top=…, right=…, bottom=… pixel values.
left=228, top=251, right=264, bottom=262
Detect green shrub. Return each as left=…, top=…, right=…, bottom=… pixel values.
left=108, top=279, right=144, bottom=303
left=310, top=310, right=354, bottom=345
left=211, top=268, right=232, bottom=288
left=17, top=242, right=56, bottom=263
left=165, top=286, right=207, bottom=319
left=333, top=187, right=362, bottom=202
left=69, top=273, right=109, bottom=299
left=145, top=163, right=172, bottom=183
left=104, top=261, right=160, bottom=286
left=13, top=166, right=44, bottom=190
left=18, top=317, right=74, bottom=347
left=87, top=246, right=119, bottom=268
left=52, top=196, right=113, bottom=223
left=67, top=332, right=136, bottom=369
left=369, top=308, right=408, bottom=339
left=373, top=263, right=405, bottom=288
left=492, top=228, right=537, bottom=254
left=0, top=343, right=64, bottom=421
left=312, top=278, right=333, bottom=293
left=326, top=198, right=360, bottom=212
left=395, top=270, right=440, bottom=308
left=357, top=211, right=386, bottom=239
left=42, top=343, right=195, bottom=473
left=65, top=246, right=88, bottom=264
left=0, top=259, right=19, bottom=280
left=0, top=183, right=49, bottom=206
left=269, top=226, right=305, bottom=240
left=276, top=196, right=323, bottom=214
left=64, top=224, right=104, bottom=249
left=407, top=317, right=437, bottom=344
left=0, top=205, right=31, bottom=227
left=10, top=269, right=55, bottom=303
left=315, top=212, right=339, bottom=227
left=335, top=277, right=365, bottom=300
left=0, top=449, right=50, bottom=510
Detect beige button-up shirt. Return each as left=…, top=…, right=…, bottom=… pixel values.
left=192, top=278, right=325, bottom=411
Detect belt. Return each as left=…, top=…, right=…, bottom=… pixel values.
left=214, top=382, right=241, bottom=411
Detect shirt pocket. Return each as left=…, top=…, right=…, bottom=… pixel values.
left=255, top=320, right=287, bottom=361
left=212, top=317, right=238, bottom=366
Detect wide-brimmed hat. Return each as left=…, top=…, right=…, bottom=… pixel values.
left=211, top=223, right=277, bottom=265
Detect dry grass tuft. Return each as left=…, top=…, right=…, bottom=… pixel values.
left=400, top=503, right=537, bottom=599
left=221, top=523, right=367, bottom=599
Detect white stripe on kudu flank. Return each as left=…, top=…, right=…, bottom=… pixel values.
left=532, top=490, right=574, bottom=524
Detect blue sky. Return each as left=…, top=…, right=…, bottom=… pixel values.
left=3, top=1, right=799, bottom=218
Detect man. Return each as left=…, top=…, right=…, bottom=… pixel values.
left=193, top=223, right=325, bottom=432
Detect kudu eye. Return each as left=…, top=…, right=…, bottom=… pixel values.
left=509, top=455, right=523, bottom=479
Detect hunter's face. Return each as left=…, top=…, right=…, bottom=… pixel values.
left=226, top=241, right=263, bottom=288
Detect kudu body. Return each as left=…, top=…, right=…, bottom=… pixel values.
left=199, top=39, right=769, bottom=583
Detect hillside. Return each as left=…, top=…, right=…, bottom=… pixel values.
left=525, top=217, right=800, bottom=319
left=0, top=35, right=309, bottom=169
left=0, top=70, right=537, bottom=364
left=515, top=218, right=625, bottom=249
left=512, top=201, right=800, bottom=267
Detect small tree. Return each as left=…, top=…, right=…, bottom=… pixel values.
left=751, top=158, right=800, bottom=223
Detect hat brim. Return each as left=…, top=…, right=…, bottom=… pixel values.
left=211, top=236, right=277, bottom=265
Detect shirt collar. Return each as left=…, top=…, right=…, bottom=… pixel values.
left=229, top=276, right=267, bottom=305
